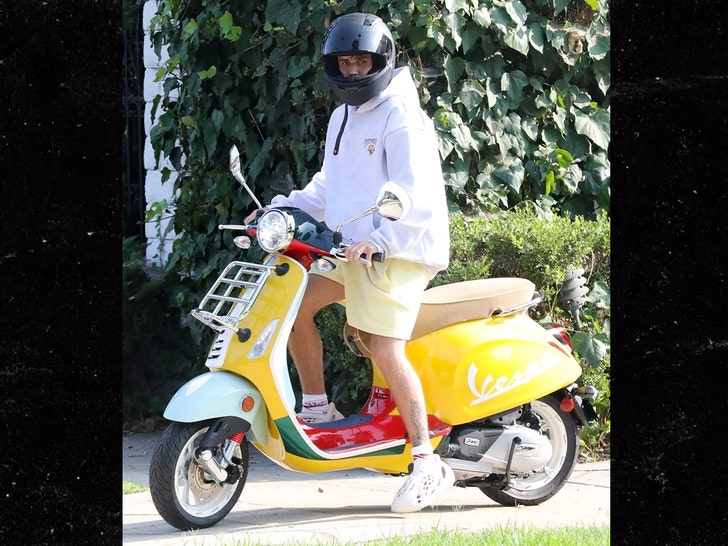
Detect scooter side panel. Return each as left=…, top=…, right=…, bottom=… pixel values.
left=217, top=255, right=307, bottom=420
left=252, top=416, right=423, bottom=474
left=253, top=444, right=412, bottom=475
left=407, top=314, right=582, bottom=424
left=163, top=371, right=269, bottom=443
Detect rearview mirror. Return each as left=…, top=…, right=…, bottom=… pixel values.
left=374, top=181, right=409, bottom=221
left=229, top=146, right=263, bottom=210
left=333, top=181, right=410, bottom=244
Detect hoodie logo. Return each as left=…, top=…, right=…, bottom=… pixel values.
left=364, top=138, right=377, bottom=155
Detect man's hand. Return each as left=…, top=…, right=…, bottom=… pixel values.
left=344, top=241, right=379, bottom=267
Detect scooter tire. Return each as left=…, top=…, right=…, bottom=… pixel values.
left=478, top=395, right=578, bottom=506
left=149, top=420, right=249, bottom=531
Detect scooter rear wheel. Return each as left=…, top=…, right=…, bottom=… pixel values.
left=478, top=395, right=578, bottom=506
left=149, top=420, right=249, bottom=530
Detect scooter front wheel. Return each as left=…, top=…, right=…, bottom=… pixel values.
left=478, top=395, right=578, bottom=506
left=149, top=420, right=249, bottom=531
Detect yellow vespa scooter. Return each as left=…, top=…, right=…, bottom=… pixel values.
left=149, top=146, right=597, bottom=531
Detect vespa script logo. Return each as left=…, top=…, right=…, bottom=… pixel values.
left=468, top=353, right=560, bottom=406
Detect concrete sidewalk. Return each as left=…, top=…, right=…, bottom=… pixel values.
left=123, top=431, right=610, bottom=545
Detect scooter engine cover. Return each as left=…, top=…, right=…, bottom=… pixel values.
left=449, top=425, right=553, bottom=474
left=450, top=427, right=503, bottom=462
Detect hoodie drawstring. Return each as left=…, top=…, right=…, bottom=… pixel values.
left=332, top=105, right=348, bottom=156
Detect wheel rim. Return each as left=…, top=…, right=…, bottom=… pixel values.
left=174, top=427, right=242, bottom=518
left=507, top=399, right=570, bottom=491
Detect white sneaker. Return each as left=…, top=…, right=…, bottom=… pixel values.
left=391, top=455, right=455, bottom=513
left=297, top=402, right=344, bottom=424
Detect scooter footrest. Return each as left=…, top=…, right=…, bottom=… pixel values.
left=303, top=414, right=372, bottom=429
left=304, top=414, right=451, bottom=453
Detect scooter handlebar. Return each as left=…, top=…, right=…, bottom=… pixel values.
left=331, top=243, right=385, bottom=267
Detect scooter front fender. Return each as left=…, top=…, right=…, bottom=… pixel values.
left=163, top=371, right=268, bottom=443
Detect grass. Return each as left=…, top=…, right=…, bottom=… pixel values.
left=364, top=525, right=610, bottom=545
left=169, top=525, right=610, bottom=545
left=123, top=481, right=149, bottom=494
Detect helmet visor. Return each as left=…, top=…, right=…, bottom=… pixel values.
left=322, top=14, right=393, bottom=58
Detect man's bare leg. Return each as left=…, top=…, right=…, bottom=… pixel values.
left=370, top=334, right=455, bottom=512
left=288, top=275, right=344, bottom=394
left=368, top=335, right=429, bottom=447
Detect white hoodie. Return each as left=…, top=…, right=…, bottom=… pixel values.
left=270, top=67, right=450, bottom=278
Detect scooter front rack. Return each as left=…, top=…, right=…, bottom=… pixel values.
left=191, top=261, right=271, bottom=336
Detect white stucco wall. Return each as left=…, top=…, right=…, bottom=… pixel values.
left=141, top=0, right=177, bottom=265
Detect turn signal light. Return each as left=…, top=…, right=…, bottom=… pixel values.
left=241, top=396, right=255, bottom=412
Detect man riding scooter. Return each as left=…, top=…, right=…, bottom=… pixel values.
left=245, top=12, right=453, bottom=513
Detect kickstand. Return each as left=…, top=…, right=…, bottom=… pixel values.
left=502, top=436, right=522, bottom=488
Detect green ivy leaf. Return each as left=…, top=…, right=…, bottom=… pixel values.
left=484, top=77, right=500, bottom=108
left=443, top=13, right=465, bottom=51
left=218, top=11, right=242, bottom=42
left=587, top=31, right=610, bottom=61
left=181, top=115, right=197, bottom=128
left=265, top=0, right=302, bottom=35
left=542, top=126, right=561, bottom=146
left=446, top=0, right=471, bottom=13
left=504, top=0, right=528, bottom=26
left=145, top=199, right=168, bottom=223
left=521, top=117, right=539, bottom=142
left=489, top=7, right=511, bottom=33
left=574, top=109, right=610, bottom=150
left=248, top=137, right=274, bottom=182
left=461, top=26, right=481, bottom=54
left=182, top=19, right=197, bottom=40
left=554, top=148, right=573, bottom=168
left=492, top=161, right=524, bottom=195
left=202, top=122, right=218, bottom=158
left=545, top=170, right=555, bottom=195
left=288, top=55, right=311, bottom=79
left=198, top=66, right=217, bottom=80
left=211, top=109, right=223, bottom=132
left=154, top=66, right=167, bottom=83
left=527, top=22, right=545, bottom=54
left=443, top=162, right=469, bottom=192
left=451, top=123, right=474, bottom=151
left=501, top=70, right=528, bottom=110
left=571, top=332, right=609, bottom=368
left=444, top=56, right=467, bottom=94
left=553, top=106, right=567, bottom=134
left=503, top=25, right=529, bottom=56
left=473, top=7, right=491, bottom=28
left=587, top=280, right=611, bottom=310
left=593, top=59, right=611, bottom=96
left=437, top=133, right=457, bottom=159
left=459, top=79, right=486, bottom=113
left=434, top=108, right=462, bottom=131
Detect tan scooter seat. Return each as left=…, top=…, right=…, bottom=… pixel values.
left=344, top=277, right=536, bottom=358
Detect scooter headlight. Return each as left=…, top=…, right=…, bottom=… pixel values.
left=256, top=209, right=294, bottom=252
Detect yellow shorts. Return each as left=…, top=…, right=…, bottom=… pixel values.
left=311, top=258, right=430, bottom=340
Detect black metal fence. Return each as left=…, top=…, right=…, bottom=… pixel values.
left=122, top=1, right=146, bottom=241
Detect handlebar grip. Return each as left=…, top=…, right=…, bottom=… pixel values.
left=371, top=252, right=384, bottom=262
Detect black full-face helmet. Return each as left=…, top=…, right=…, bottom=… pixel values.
left=321, top=13, right=396, bottom=106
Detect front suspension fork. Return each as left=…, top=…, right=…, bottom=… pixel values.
left=194, top=416, right=249, bottom=484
